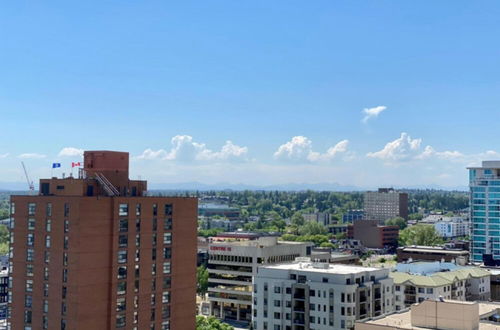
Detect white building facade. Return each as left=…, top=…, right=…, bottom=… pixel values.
left=434, top=218, right=469, bottom=238
left=253, top=259, right=394, bottom=330
left=207, top=237, right=312, bottom=324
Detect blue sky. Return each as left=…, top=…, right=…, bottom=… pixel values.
left=1, top=1, right=500, bottom=188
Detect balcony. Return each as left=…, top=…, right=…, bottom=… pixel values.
left=404, top=288, right=416, bottom=295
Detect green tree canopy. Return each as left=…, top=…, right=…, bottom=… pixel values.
left=196, top=316, right=234, bottom=330
left=398, top=224, right=444, bottom=246
left=385, top=216, right=407, bottom=230
left=298, top=221, right=327, bottom=236
left=197, top=266, right=209, bottom=296
left=290, top=212, right=305, bottom=227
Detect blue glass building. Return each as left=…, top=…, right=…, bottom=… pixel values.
left=469, top=161, right=500, bottom=265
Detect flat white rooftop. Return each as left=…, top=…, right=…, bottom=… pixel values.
left=261, top=261, right=380, bottom=275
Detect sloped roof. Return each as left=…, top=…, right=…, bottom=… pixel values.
left=391, top=267, right=490, bottom=287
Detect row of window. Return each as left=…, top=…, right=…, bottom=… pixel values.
left=119, top=218, right=172, bottom=233
left=119, top=204, right=173, bottom=217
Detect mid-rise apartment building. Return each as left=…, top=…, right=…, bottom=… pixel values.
left=302, top=213, right=332, bottom=226
left=8, top=151, right=197, bottom=330
left=468, top=161, right=500, bottom=265
left=347, top=220, right=399, bottom=249
left=253, top=258, right=394, bottom=330
left=364, top=188, right=408, bottom=222
left=434, top=217, right=469, bottom=238
left=391, top=262, right=490, bottom=311
left=207, top=236, right=311, bottom=324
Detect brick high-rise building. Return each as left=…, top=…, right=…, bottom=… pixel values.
left=8, top=151, right=197, bottom=330
left=364, top=188, right=408, bottom=223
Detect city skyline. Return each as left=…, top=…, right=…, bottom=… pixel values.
left=2, top=2, right=500, bottom=188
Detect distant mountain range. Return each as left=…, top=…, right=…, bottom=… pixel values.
left=0, top=181, right=468, bottom=192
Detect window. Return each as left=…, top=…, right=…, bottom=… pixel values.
left=26, top=264, right=34, bottom=276
left=28, top=218, right=35, bottom=230
left=28, top=203, right=36, bottom=216
left=153, top=204, right=158, bottom=216
left=62, top=286, right=67, bottom=299
left=10, top=202, right=15, bottom=214
left=118, top=251, right=127, bottom=264
left=64, top=236, right=69, bottom=249
left=418, top=288, right=425, bottom=293
left=153, top=218, right=157, bottom=231
left=163, top=247, right=171, bottom=259
left=163, top=262, right=171, bottom=274
left=274, top=286, right=281, bottom=294
left=26, top=279, right=33, bottom=292
left=43, top=283, right=49, bottom=297
left=27, top=233, right=34, bottom=246
left=323, top=277, right=329, bottom=283
left=25, top=295, right=32, bottom=308
left=162, top=291, right=170, bottom=303
left=118, top=266, right=127, bottom=279
left=163, top=277, right=171, bottom=289
left=165, top=204, right=173, bottom=216
left=119, top=204, right=128, bottom=216
left=26, top=249, right=35, bottom=261
left=46, top=203, right=52, bottom=217
left=136, top=204, right=141, bottom=216
left=136, top=219, right=141, bottom=232
left=116, top=314, right=126, bottom=328
left=45, top=235, right=51, bottom=248
left=64, top=203, right=70, bottom=217
left=63, top=269, right=68, bottom=283
left=119, top=219, right=128, bottom=232
left=119, top=235, right=128, bottom=248
left=44, top=267, right=49, bottom=281
left=152, top=233, right=157, bottom=247
left=164, top=218, right=172, bottom=231
left=63, top=253, right=68, bottom=266
left=64, top=220, right=69, bottom=233
left=274, top=300, right=281, bottom=307
left=24, top=310, right=32, bottom=324
left=274, top=312, right=281, bottom=319
left=395, top=285, right=400, bottom=291
left=46, top=219, right=51, bottom=232
left=427, top=288, right=433, bottom=294
left=151, top=293, right=156, bottom=305
left=117, top=297, right=126, bottom=312
left=43, top=300, right=49, bottom=313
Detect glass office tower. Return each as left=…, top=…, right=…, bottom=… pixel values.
left=469, top=161, right=500, bottom=265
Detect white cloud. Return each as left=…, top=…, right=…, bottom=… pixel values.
left=274, top=136, right=350, bottom=162
left=18, top=153, right=46, bottom=159
left=136, top=135, right=248, bottom=162
left=367, top=132, right=422, bottom=161
left=367, top=132, right=466, bottom=163
left=58, top=147, right=84, bottom=157
left=362, top=105, right=387, bottom=123
left=0, top=153, right=8, bottom=159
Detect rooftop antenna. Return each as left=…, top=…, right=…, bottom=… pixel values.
left=21, top=162, right=35, bottom=194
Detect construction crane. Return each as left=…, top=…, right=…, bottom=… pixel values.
left=21, top=162, right=35, bottom=194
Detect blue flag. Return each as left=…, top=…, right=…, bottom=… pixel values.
left=52, top=163, right=61, bottom=168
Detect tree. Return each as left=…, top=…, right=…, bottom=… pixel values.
left=291, top=212, right=305, bottom=227
left=0, top=225, right=9, bottom=255
left=197, top=266, right=209, bottom=296
left=398, top=225, right=444, bottom=246
left=196, top=316, right=234, bottom=330
left=385, top=216, right=407, bottom=230
left=299, top=222, right=327, bottom=236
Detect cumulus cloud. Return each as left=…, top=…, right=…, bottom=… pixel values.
left=136, top=135, right=248, bottom=162
left=367, top=132, right=464, bottom=163
left=58, top=147, right=84, bottom=157
left=274, top=136, right=350, bottom=162
left=18, top=153, right=46, bottom=159
left=362, top=105, right=387, bottom=123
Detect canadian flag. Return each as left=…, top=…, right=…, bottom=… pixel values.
left=72, top=162, right=82, bottom=168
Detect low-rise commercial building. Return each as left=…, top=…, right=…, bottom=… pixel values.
left=391, top=262, right=490, bottom=311
left=207, top=237, right=312, bottom=324
left=348, top=220, right=399, bottom=249
left=397, top=245, right=469, bottom=264
left=356, top=299, right=500, bottom=330
left=253, top=258, right=394, bottom=330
